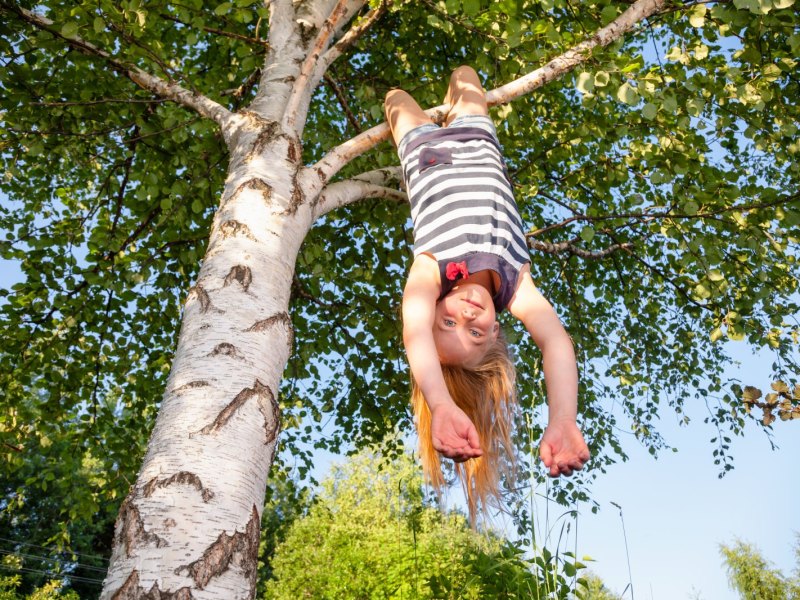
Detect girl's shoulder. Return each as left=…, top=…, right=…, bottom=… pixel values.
left=406, top=253, right=441, bottom=292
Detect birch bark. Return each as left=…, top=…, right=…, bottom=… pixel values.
left=101, top=121, right=313, bottom=599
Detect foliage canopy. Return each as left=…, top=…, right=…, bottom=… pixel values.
left=1, top=0, right=798, bottom=576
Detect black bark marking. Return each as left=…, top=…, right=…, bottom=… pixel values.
left=282, top=172, right=304, bottom=215
left=175, top=505, right=260, bottom=594
left=113, top=497, right=167, bottom=558
left=223, top=264, right=252, bottom=292
left=286, top=135, right=302, bottom=164
left=218, top=219, right=256, bottom=240
left=245, top=311, right=294, bottom=351
left=263, top=383, right=281, bottom=446
left=198, top=380, right=279, bottom=444
left=142, top=472, right=215, bottom=503
left=228, top=178, right=273, bottom=208
left=187, top=285, right=212, bottom=314
left=239, top=111, right=274, bottom=129
left=208, top=343, right=242, bottom=359
left=112, top=570, right=194, bottom=600
left=173, top=381, right=209, bottom=394
left=247, top=120, right=279, bottom=159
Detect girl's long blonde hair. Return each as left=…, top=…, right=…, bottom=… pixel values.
left=411, top=332, right=517, bottom=523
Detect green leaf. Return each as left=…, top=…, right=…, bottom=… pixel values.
left=688, top=4, right=707, bottom=27
left=214, top=2, right=233, bottom=15
left=462, top=0, right=481, bottom=16
left=600, top=4, right=618, bottom=23
left=576, top=72, right=594, bottom=94
left=642, top=103, right=657, bottom=120
left=727, top=323, right=746, bottom=341
left=616, top=82, right=639, bottom=105
left=61, top=22, right=80, bottom=37
left=686, top=98, right=704, bottom=117
left=683, top=200, right=699, bottom=214
left=580, top=225, right=595, bottom=243
left=594, top=71, right=610, bottom=87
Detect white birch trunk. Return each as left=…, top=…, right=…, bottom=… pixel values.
left=101, top=122, right=314, bottom=599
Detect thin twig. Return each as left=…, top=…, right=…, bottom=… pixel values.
left=324, top=72, right=362, bottom=133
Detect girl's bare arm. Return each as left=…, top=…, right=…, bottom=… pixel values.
left=403, top=257, right=482, bottom=461
left=508, top=265, right=590, bottom=476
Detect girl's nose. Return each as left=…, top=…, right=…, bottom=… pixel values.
left=462, top=307, right=476, bottom=319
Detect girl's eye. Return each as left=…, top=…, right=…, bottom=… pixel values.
left=444, top=319, right=456, bottom=327
left=470, top=330, right=481, bottom=337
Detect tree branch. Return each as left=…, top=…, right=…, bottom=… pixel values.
left=266, top=0, right=295, bottom=35
left=283, top=0, right=355, bottom=131
left=317, top=0, right=390, bottom=73
left=3, top=4, right=234, bottom=129
left=529, top=191, right=800, bottom=237
left=160, top=12, right=270, bottom=47
left=222, top=68, right=262, bottom=98
left=527, top=237, right=635, bottom=259
left=351, top=166, right=403, bottom=186
left=312, top=0, right=666, bottom=184
left=324, top=72, right=362, bottom=133
left=314, top=178, right=407, bottom=219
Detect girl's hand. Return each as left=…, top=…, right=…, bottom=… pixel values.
left=540, top=420, right=590, bottom=477
left=430, top=402, right=483, bottom=462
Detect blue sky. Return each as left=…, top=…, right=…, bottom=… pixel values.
left=577, top=353, right=799, bottom=600
left=476, top=341, right=799, bottom=599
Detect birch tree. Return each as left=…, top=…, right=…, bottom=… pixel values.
left=1, top=0, right=798, bottom=598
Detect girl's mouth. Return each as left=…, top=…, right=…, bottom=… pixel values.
left=464, top=298, right=483, bottom=309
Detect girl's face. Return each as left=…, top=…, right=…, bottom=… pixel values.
left=433, top=282, right=499, bottom=367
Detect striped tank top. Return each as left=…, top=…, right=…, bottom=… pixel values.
left=399, top=116, right=530, bottom=311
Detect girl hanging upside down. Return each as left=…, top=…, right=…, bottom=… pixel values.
left=385, top=66, right=590, bottom=519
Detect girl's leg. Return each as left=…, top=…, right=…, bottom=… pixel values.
left=443, top=65, right=488, bottom=126
left=384, top=89, right=435, bottom=147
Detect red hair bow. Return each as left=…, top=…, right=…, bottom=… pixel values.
left=445, top=261, right=469, bottom=281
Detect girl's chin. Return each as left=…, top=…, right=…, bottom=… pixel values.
left=449, top=281, right=492, bottom=298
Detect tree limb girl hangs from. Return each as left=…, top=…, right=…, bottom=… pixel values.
left=385, top=65, right=591, bottom=519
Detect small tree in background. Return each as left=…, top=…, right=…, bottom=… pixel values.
left=720, top=538, right=800, bottom=600
left=264, top=438, right=580, bottom=599
left=0, top=556, right=80, bottom=600
left=576, top=573, right=622, bottom=600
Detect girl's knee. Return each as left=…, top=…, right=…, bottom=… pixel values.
left=450, top=65, right=480, bottom=84
left=385, top=88, right=410, bottom=108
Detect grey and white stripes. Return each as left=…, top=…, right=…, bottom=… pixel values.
left=400, top=116, right=530, bottom=271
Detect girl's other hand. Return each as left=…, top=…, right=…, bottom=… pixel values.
left=430, top=402, right=483, bottom=462
left=540, top=420, right=590, bottom=477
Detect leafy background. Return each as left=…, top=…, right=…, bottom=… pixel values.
left=1, top=0, right=798, bottom=596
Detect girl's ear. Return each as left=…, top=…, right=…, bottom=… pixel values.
left=492, top=321, right=499, bottom=339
